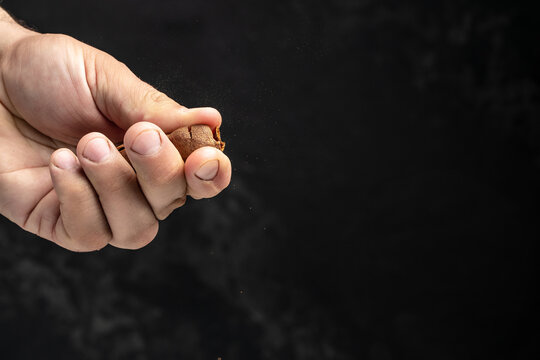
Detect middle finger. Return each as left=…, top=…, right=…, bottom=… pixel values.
left=77, top=132, right=159, bottom=249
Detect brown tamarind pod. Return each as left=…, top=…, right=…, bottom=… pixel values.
left=117, top=124, right=225, bottom=163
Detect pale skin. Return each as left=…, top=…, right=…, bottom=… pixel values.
left=0, top=8, right=232, bottom=251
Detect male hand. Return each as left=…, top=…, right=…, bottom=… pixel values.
left=0, top=32, right=232, bottom=251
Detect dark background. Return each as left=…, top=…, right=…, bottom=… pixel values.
left=1, top=0, right=539, bottom=359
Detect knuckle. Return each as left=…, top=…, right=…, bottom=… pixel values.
left=145, top=88, right=171, bottom=105
left=119, top=219, right=159, bottom=250
left=136, top=159, right=184, bottom=190
left=155, top=196, right=186, bottom=220
left=151, top=163, right=183, bottom=186
left=72, top=233, right=110, bottom=252
left=106, top=166, right=138, bottom=194
left=155, top=210, right=171, bottom=221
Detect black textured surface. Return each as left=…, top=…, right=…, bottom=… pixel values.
left=1, top=0, right=540, bottom=359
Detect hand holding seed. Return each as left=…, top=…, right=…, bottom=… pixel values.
left=0, top=23, right=232, bottom=251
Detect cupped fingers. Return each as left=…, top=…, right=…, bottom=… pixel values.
left=123, top=122, right=187, bottom=220
left=49, top=149, right=111, bottom=252
left=184, top=146, right=232, bottom=200
left=76, top=132, right=159, bottom=249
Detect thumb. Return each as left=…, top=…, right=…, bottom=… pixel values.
left=85, top=47, right=221, bottom=133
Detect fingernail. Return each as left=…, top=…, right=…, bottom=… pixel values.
left=53, top=150, right=78, bottom=170
left=131, top=130, right=161, bottom=155
left=195, top=159, right=219, bottom=181
left=83, top=137, right=110, bottom=162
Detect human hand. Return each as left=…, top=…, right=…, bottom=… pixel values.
left=0, top=32, right=231, bottom=251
